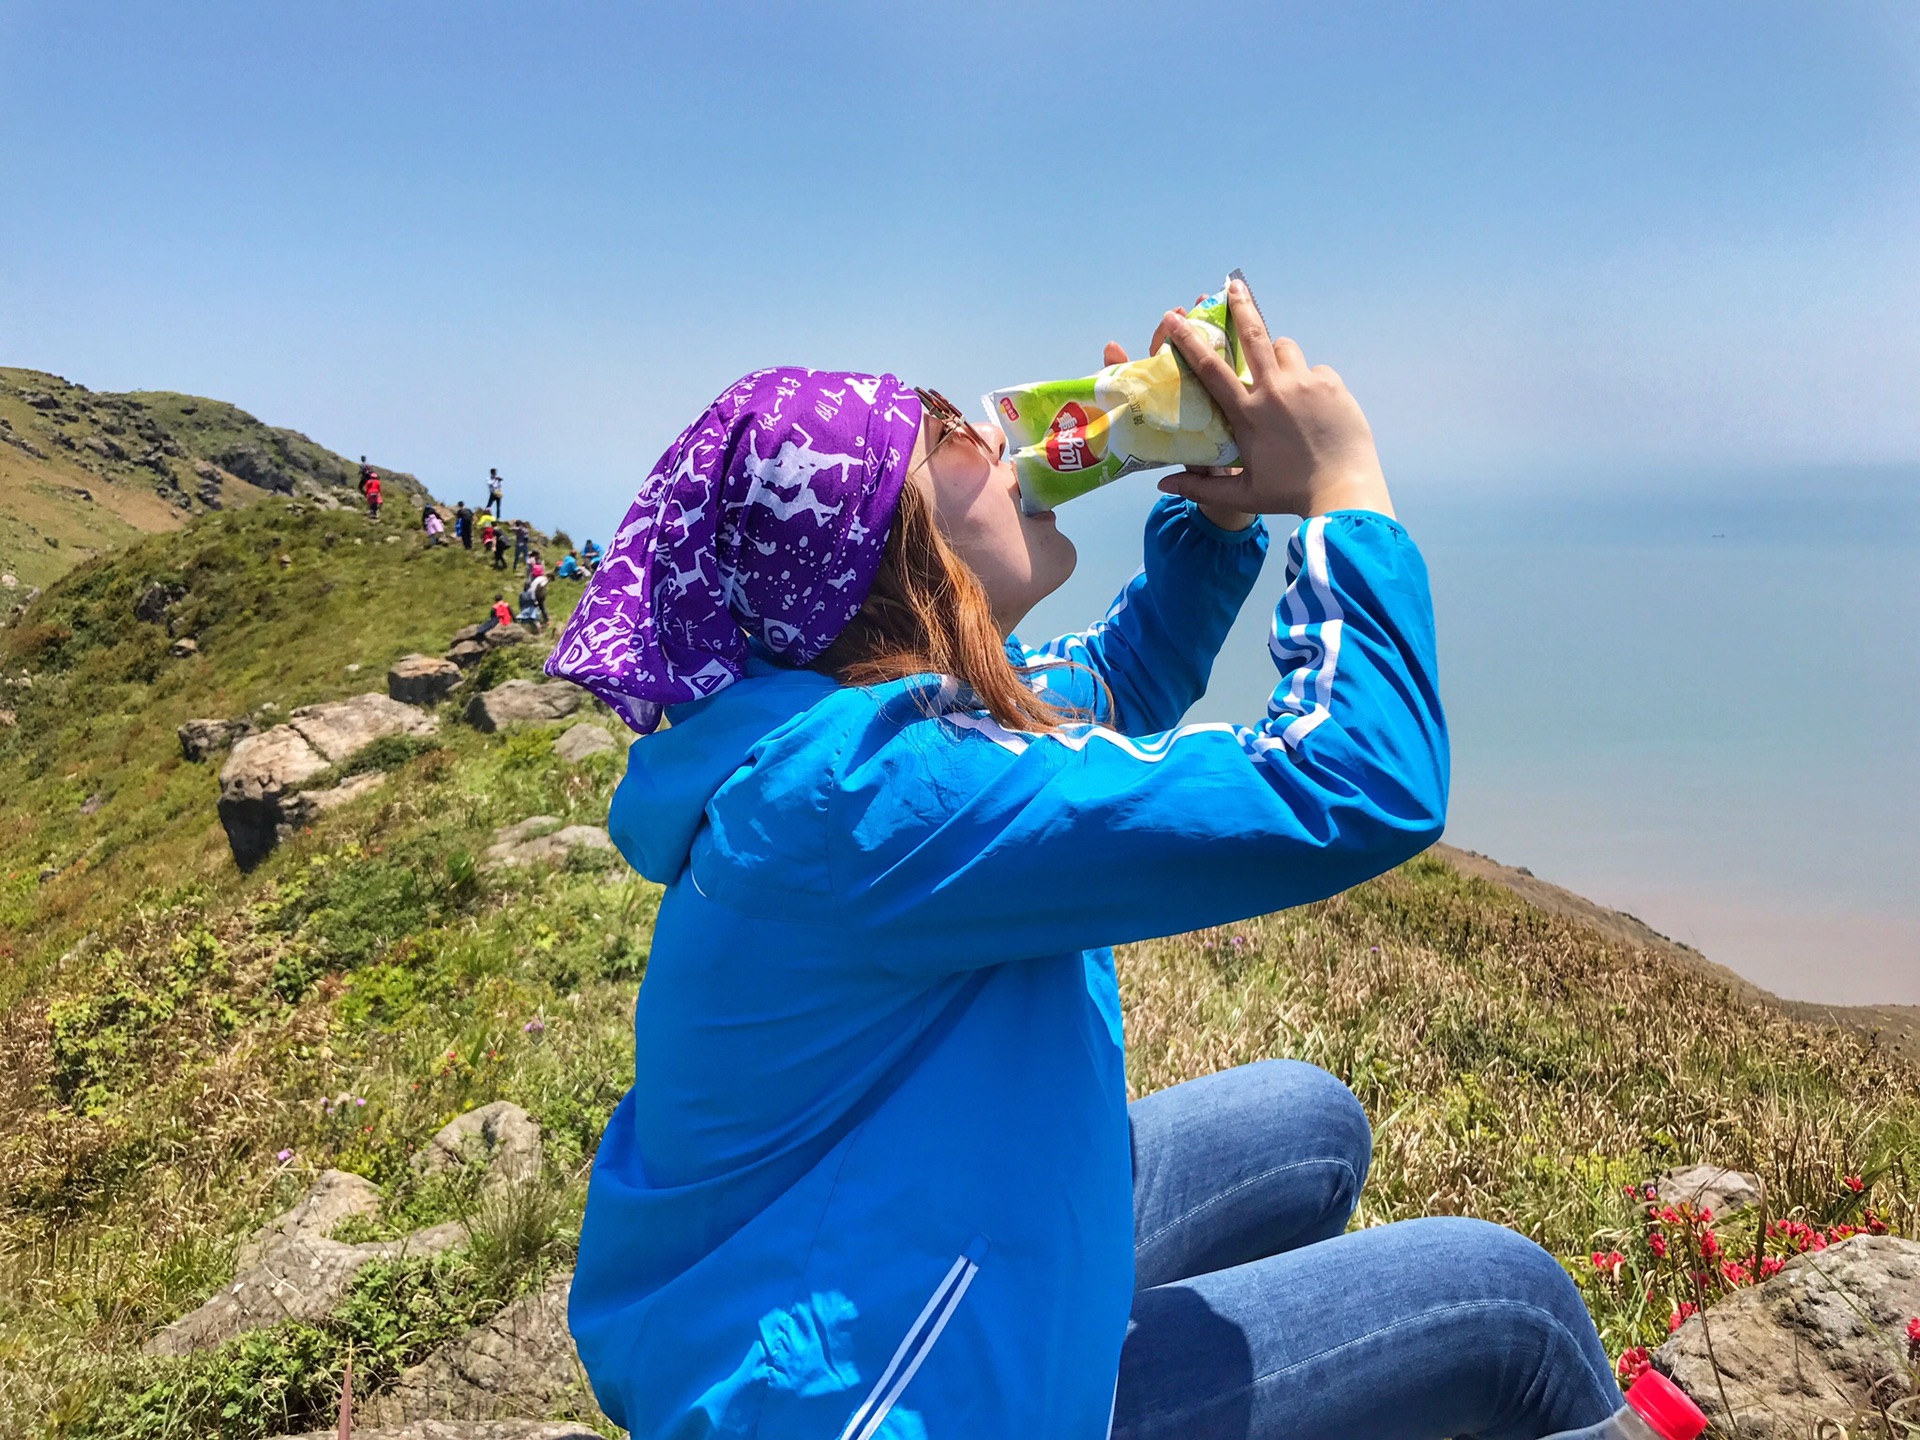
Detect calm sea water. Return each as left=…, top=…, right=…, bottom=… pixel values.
left=1025, top=471, right=1920, bottom=1006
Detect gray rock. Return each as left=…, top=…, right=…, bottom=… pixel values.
left=446, top=639, right=487, bottom=669
left=21, top=390, right=59, bottom=410
left=1654, top=1164, right=1765, bottom=1220
left=78, top=792, right=105, bottom=815
left=412, top=1101, right=542, bottom=1191
left=466, top=680, right=583, bottom=733
left=1657, top=1234, right=1920, bottom=1436
left=83, top=433, right=127, bottom=461
left=216, top=694, right=433, bottom=867
left=552, top=723, right=616, bottom=764
left=169, top=637, right=199, bottom=658
left=235, top=1169, right=382, bottom=1270
left=480, top=817, right=614, bottom=873
left=448, top=623, right=486, bottom=645
left=389, top=654, right=464, bottom=706
left=365, top=1271, right=596, bottom=1426
left=287, top=692, right=436, bottom=763
left=278, top=771, right=387, bottom=830
left=179, top=717, right=256, bottom=761
left=279, top=1422, right=602, bottom=1440
left=482, top=622, right=531, bottom=650
left=143, top=1222, right=467, bottom=1357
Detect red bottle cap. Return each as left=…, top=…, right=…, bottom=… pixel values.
left=1626, top=1369, right=1709, bottom=1440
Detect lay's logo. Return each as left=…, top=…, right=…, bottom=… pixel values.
left=1044, top=402, right=1102, bottom=473
left=997, top=396, right=1020, bottom=423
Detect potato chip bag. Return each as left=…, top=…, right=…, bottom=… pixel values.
left=985, top=271, right=1260, bottom=514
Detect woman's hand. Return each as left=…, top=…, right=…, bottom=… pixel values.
left=1154, top=277, right=1395, bottom=521
left=1103, top=299, right=1259, bottom=532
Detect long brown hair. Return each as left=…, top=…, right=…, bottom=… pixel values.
left=811, top=480, right=1075, bottom=733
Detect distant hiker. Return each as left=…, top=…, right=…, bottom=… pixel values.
left=519, top=571, right=549, bottom=630
left=579, top=538, right=601, bottom=572
left=479, top=517, right=497, bottom=557
left=454, top=501, right=473, bottom=550
left=362, top=470, right=382, bottom=518
left=478, top=593, right=513, bottom=637
left=557, top=551, right=581, bottom=580
left=487, top=468, right=504, bottom=513
left=358, top=455, right=375, bottom=491
left=491, top=524, right=509, bottom=571
left=528, top=551, right=545, bottom=580
left=423, top=507, right=446, bottom=546
left=513, top=519, right=531, bottom=572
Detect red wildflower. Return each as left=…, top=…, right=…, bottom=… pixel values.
left=1590, top=1249, right=1626, bottom=1276
left=1699, top=1231, right=1720, bottom=1259
left=1669, top=1301, right=1699, bottom=1334
left=1908, top=1316, right=1920, bottom=1362
left=1648, top=1234, right=1669, bottom=1259
left=1843, top=1174, right=1865, bottom=1193
left=1759, top=1257, right=1785, bottom=1280
left=1719, top=1261, right=1752, bottom=1287
left=1616, top=1347, right=1652, bottom=1384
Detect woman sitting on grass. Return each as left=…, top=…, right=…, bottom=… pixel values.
left=549, top=283, right=1626, bottom=1440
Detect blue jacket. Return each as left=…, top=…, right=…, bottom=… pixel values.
left=571, top=498, right=1448, bottom=1439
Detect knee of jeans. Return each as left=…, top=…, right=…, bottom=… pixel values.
left=1256, top=1059, right=1374, bottom=1195
left=1453, top=1217, right=1592, bottom=1330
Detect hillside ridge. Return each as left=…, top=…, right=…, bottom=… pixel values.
left=0, top=365, right=430, bottom=598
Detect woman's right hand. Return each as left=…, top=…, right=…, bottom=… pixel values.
left=1155, top=278, right=1395, bottom=521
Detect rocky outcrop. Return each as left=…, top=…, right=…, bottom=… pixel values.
left=216, top=694, right=434, bottom=868
left=1654, top=1164, right=1764, bottom=1220
left=364, top=1271, right=591, bottom=1426
left=552, top=723, right=616, bottom=764
left=235, top=1169, right=382, bottom=1270
left=133, top=580, right=185, bottom=623
left=466, top=681, right=582, bottom=733
left=144, top=1218, right=466, bottom=1357
left=151, top=1103, right=551, bottom=1359
left=479, top=817, right=615, bottom=873
left=412, top=1101, right=543, bottom=1193
left=179, top=716, right=256, bottom=761
left=1657, top=1234, right=1920, bottom=1436
left=389, top=654, right=464, bottom=706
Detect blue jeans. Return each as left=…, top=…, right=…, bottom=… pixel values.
left=1115, top=1061, right=1625, bottom=1440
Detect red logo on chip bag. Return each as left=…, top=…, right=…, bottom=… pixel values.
left=1045, top=402, right=1101, bottom=473
left=998, top=396, right=1019, bottom=423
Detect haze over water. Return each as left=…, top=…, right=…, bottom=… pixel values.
left=1027, top=469, right=1920, bottom=1008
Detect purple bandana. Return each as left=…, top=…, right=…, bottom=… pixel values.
left=546, top=367, right=923, bottom=733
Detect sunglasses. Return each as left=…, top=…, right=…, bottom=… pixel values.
left=912, top=387, right=995, bottom=475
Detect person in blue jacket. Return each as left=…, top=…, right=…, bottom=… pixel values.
left=547, top=284, right=1625, bottom=1440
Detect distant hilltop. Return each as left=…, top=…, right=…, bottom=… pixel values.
left=0, top=366, right=427, bottom=593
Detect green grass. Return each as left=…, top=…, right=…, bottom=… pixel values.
left=0, top=500, right=1915, bottom=1436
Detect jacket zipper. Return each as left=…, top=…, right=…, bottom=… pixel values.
left=837, top=1237, right=988, bottom=1440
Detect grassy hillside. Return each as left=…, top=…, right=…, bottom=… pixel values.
left=0, top=504, right=1915, bottom=1437
left=0, top=367, right=429, bottom=596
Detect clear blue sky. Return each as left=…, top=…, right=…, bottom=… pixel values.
left=2, top=1, right=1916, bottom=538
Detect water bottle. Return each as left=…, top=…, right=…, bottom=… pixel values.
left=1541, top=1369, right=1709, bottom=1440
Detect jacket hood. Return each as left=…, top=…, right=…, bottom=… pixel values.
left=607, top=654, right=839, bottom=883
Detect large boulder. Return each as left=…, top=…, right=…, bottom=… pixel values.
left=288, top=692, right=436, bottom=762
left=412, top=1101, right=543, bottom=1192
left=1657, top=1234, right=1920, bottom=1436
left=480, top=817, right=615, bottom=873
left=389, top=654, right=464, bottom=706
left=364, top=1271, right=596, bottom=1426
left=178, top=716, right=255, bottom=762
left=215, top=694, right=433, bottom=868
left=466, top=681, right=582, bottom=733
left=1654, top=1164, right=1764, bottom=1220
left=446, top=639, right=487, bottom=669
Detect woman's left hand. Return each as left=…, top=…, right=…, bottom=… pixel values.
left=1103, top=307, right=1258, bottom=533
